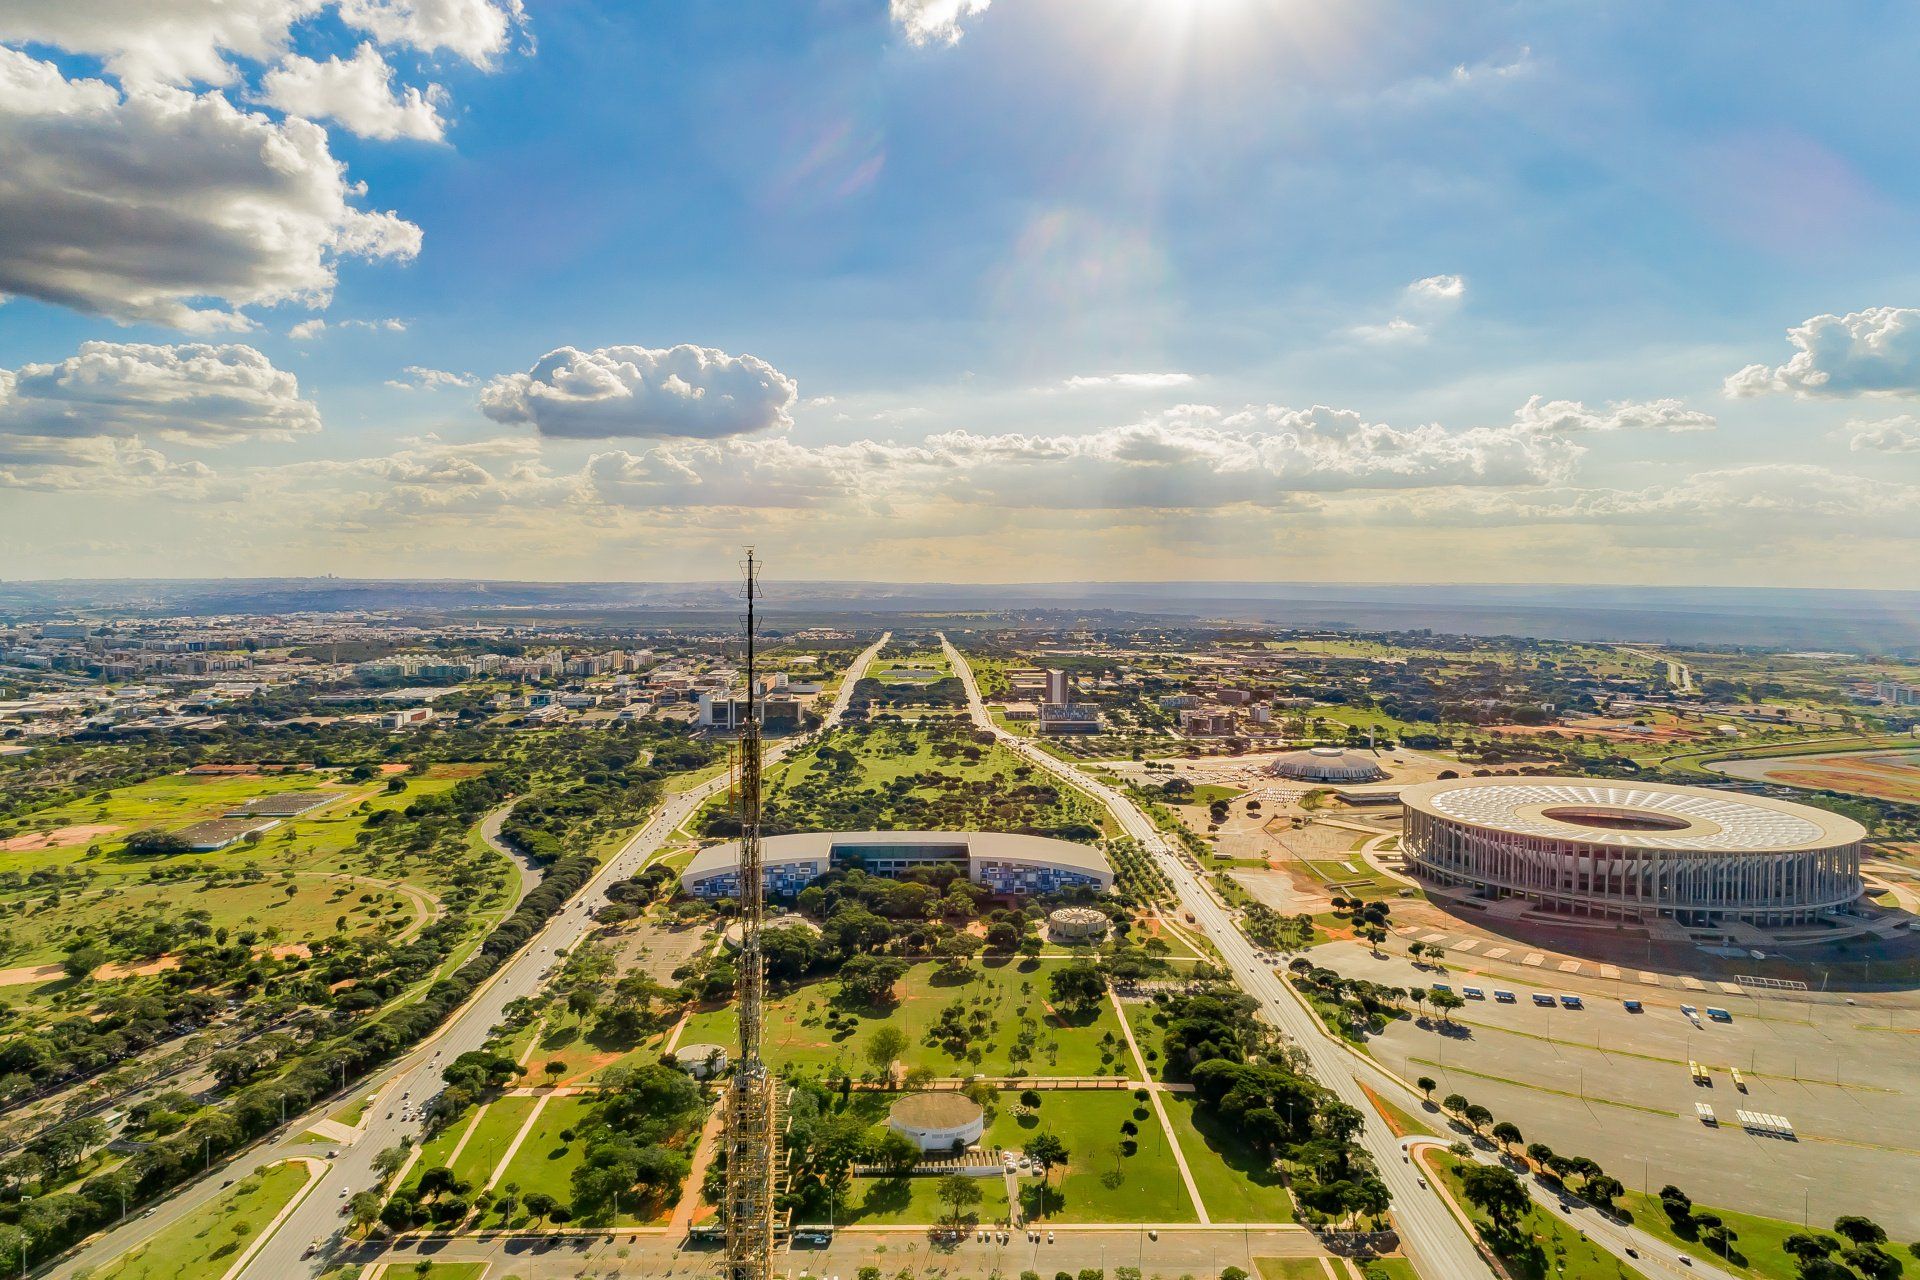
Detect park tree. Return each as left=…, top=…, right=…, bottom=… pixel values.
left=874, top=1130, right=920, bottom=1177
left=865, top=1026, right=909, bottom=1080
left=1490, top=1122, right=1523, bottom=1154
left=1048, top=962, right=1105, bottom=1011
left=1460, top=1164, right=1530, bottom=1237
left=935, top=1172, right=983, bottom=1225
left=1026, top=1132, right=1069, bottom=1186
left=1416, top=1076, right=1436, bottom=1102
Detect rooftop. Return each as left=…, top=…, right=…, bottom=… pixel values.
left=1399, top=776, right=1866, bottom=853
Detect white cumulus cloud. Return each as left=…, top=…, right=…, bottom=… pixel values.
left=0, top=341, right=321, bottom=444
left=1510, top=395, right=1715, bottom=434
left=1726, top=306, right=1920, bottom=398
left=336, top=0, right=527, bottom=68
left=481, top=344, right=799, bottom=440
left=1350, top=317, right=1425, bottom=344
left=288, top=316, right=406, bottom=340
left=260, top=44, right=445, bottom=141
left=0, top=0, right=319, bottom=89
left=575, top=400, right=1584, bottom=514
left=1847, top=415, right=1920, bottom=453
left=0, top=49, right=421, bottom=331
left=1062, top=372, right=1195, bottom=391
left=1407, top=274, right=1465, bottom=302
left=388, top=365, right=477, bottom=390
left=892, top=0, right=990, bottom=47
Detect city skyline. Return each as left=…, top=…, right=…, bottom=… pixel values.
left=4, top=1, right=1920, bottom=584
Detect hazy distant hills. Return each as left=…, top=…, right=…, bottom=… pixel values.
left=3, top=578, right=1918, bottom=653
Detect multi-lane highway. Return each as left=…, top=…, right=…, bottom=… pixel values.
left=940, top=635, right=1494, bottom=1280
left=53, top=633, right=888, bottom=1280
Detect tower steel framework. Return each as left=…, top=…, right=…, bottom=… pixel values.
left=723, top=549, right=776, bottom=1280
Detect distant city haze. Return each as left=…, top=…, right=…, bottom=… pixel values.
left=4, top=578, right=1918, bottom=651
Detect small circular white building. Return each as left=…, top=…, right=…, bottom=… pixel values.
left=1048, top=906, right=1110, bottom=942
left=673, top=1043, right=730, bottom=1080
left=1400, top=776, right=1865, bottom=929
left=1272, top=747, right=1387, bottom=783
left=888, top=1093, right=985, bottom=1153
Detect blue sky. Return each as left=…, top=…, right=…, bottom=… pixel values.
left=1, top=0, right=1918, bottom=584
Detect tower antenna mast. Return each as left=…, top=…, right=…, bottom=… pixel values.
left=723, top=548, right=775, bottom=1280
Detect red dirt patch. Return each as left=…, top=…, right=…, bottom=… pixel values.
left=0, top=823, right=122, bottom=851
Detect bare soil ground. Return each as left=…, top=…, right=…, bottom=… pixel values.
left=0, top=823, right=122, bottom=851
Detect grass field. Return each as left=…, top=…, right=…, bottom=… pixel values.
left=755, top=722, right=1109, bottom=839
left=92, top=1160, right=311, bottom=1280
left=449, top=1095, right=540, bottom=1190
left=981, top=1090, right=1198, bottom=1223
left=1355, top=1259, right=1419, bottom=1280
left=526, top=1006, right=666, bottom=1086
left=388, top=1265, right=486, bottom=1280
left=0, top=763, right=513, bottom=1018
left=836, top=1174, right=1012, bottom=1226
left=1163, top=1093, right=1293, bottom=1223
left=1615, top=1188, right=1920, bottom=1279
left=1254, top=1260, right=1329, bottom=1280
left=486, top=1094, right=666, bottom=1223
left=678, top=959, right=1130, bottom=1079
left=1431, top=1157, right=1647, bottom=1280
left=0, top=875, right=418, bottom=968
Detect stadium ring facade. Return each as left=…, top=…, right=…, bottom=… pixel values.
left=1399, top=777, right=1865, bottom=928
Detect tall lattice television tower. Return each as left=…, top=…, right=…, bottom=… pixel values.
left=723, top=549, right=775, bottom=1280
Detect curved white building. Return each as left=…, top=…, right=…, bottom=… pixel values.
left=681, top=830, right=1112, bottom=899
left=888, top=1093, right=985, bottom=1153
left=1400, top=777, right=1864, bottom=929
left=1272, top=747, right=1387, bottom=783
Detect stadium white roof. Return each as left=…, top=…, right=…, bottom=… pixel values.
left=1399, top=777, right=1864, bottom=853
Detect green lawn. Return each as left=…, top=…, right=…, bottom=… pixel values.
left=677, top=959, right=1130, bottom=1079
left=527, top=1007, right=665, bottom=1085
left=449, top=1095, right=539, bottom=1189
left=837, top=1174, right=1011, bottom=1226
left=1432, top=1158, right=1647, bottom=1280
left=982, top=1090, right=1198, bottom=1223
left=399, top=1108, right=479, bottom=1196
left=1163, top=1093, right=1293, bottom=1223
left=491, top=1094, right=597, bottom=1205
left=92, top=1160, right=311, bottom=1280
left=1254, top=1258, right=1330, bottom=1280
left=1356, top=1259, right=1419, bottom=1280
left=329, top=1091, right=379, bottom=1128
left=1615, top=1188, right=1920, bottom=1279
left=390, top=1265, right=486, bottom=1280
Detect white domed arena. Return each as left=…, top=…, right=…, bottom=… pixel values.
left=1399, top=777, right=1864, bottom=929
left=1271, top=746, right=1387, bottom=783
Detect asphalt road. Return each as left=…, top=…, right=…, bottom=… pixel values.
left=50, top=633, right=888, bottom=1280
left=940, top=635, right=1493, bottom=1280
left=353, top=1224, right=1320, bottom=1279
